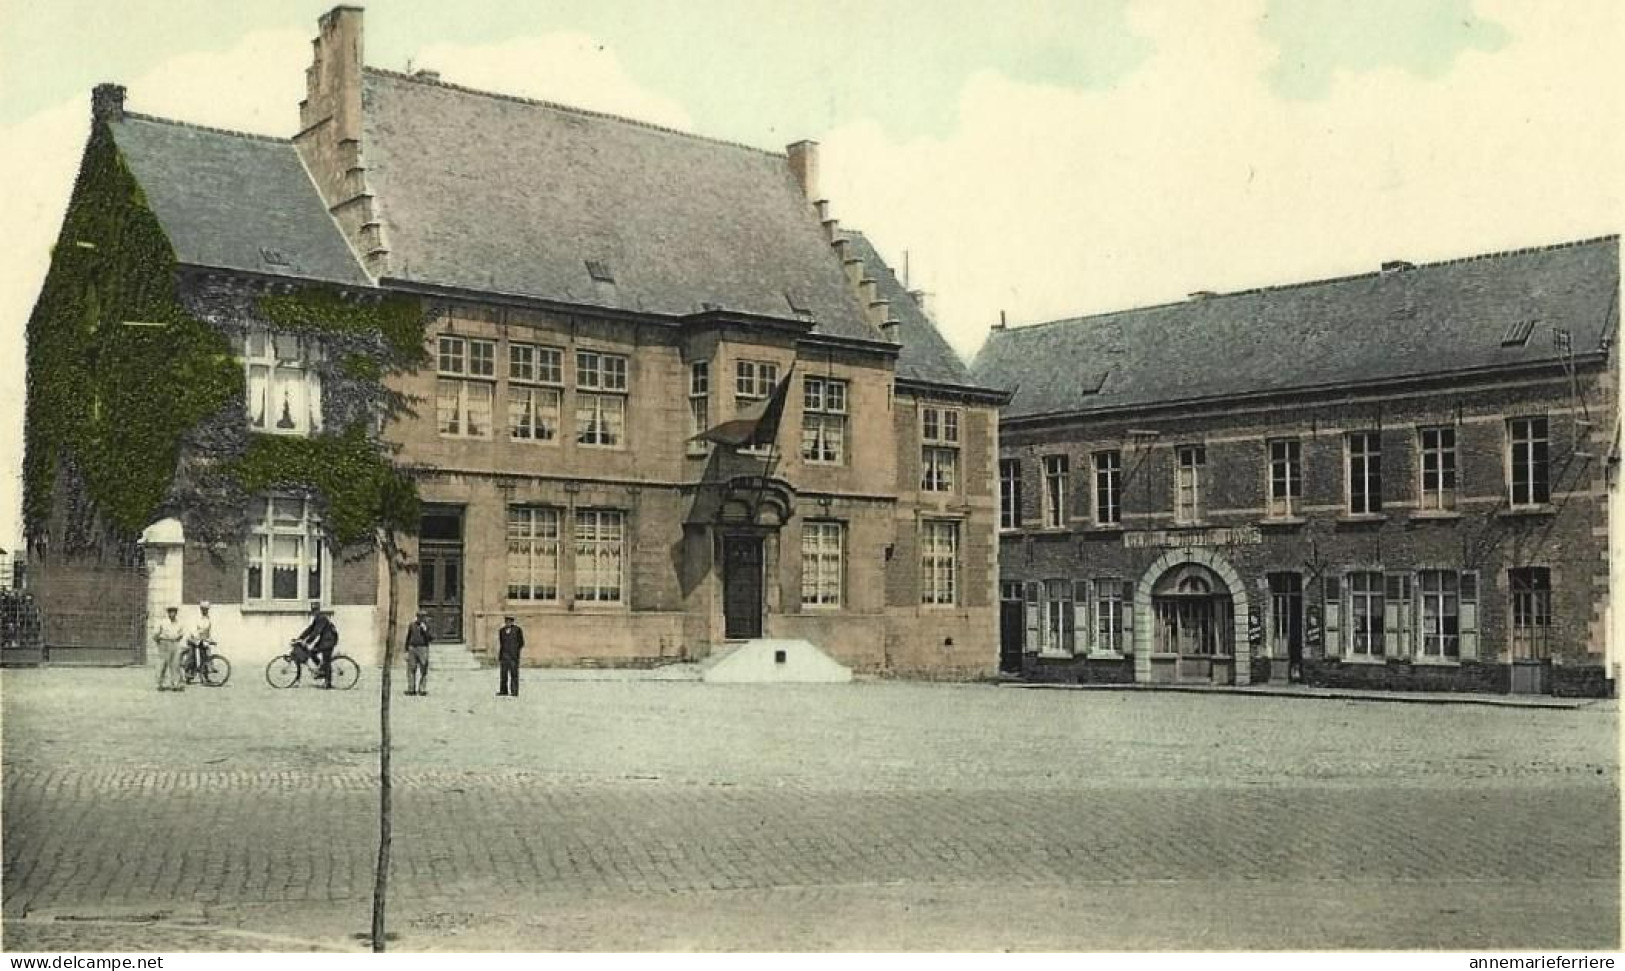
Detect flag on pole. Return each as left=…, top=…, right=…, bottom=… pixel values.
left=691, top=366, right=794, bottom=449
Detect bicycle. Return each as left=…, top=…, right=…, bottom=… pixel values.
left=180, top=639, right=232, bottom=687
left=265, top=639, right=361, bottom=690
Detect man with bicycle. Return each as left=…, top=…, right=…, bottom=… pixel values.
left=295, top=601, right=340, bottom=688
left=186, top=601, right=214, bottom=675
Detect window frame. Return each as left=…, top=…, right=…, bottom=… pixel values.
left=1174, top=445, right=1205, bottom=525
left=999, top=459, right=1023, bottom=531
left=1508, top=416, right=1551, bottom=509
left=1347, top=570, right=1385, bottom=658
left=920, top=520, right=961, bottom=607
left=1418, top=569, right=1462, bottom=660
left=1418, top=425, right=1458, bottom=512
left=244, top=494, right=327, bottom=606
left=436, top=335, right=497, bottom=440
left=800, top=521, right=844, bottom=609
left=1347, top=431, right=1383, bottom=515
left=687, top=360, right=711, bottom=457
left=1041, top=454, right=1069, bottom=528
left=802, top=376, right=849, bottom=466
left=505, top=505, right=561, bottom=603
left=241, top=327, right=322, bottom=436
left=1094, top=450, right=1122, bottom=526
left=921, top=406, right=962, bottom=493
left=734, top=359, right=780, bottom=456
left=573, top=508, right=625, bottom=604
left=1508, top=566, right=1553, bottom=660
left=1266, top=439, right=1301, bottom=519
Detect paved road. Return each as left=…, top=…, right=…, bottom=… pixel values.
left=2, top=669, right=1617, bottom=950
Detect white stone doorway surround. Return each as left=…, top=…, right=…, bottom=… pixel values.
left=1133, top=548, right=1252, bottom=685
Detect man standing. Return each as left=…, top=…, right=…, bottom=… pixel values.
left=296, top=601, right=340, bottom=688
left=497, top=615, right=524, bottom=697
left=405, top=610, right=432, bottom=697
left=187, top=601, right=214, bottom=673
left=154, top=605, right=186, bottom=692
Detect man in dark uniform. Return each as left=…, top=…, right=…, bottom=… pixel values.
left=497, top=615, right=524, bottom=697
left=296, top=601, right=340, bottom=688
left=405, top=610, right=432, bottom=696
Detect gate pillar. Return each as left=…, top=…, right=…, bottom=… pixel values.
left=138, top=518, right=185, bottom=666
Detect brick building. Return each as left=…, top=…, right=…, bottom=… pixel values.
left=974, top=237, right=1618, bottom=696
left=24, top=6, right=1007, bottom=676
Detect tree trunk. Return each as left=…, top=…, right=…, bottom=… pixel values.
left=371, top=531, right=402, bottom=952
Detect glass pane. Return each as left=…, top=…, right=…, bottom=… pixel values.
left=272, top=499, right=303, bottom=528
left=272, top=563, right=299, bottom=600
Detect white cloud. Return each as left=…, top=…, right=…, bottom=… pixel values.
left=411, top=33, right=693, bottom=129
left=820, top=0, right=1622, bottom=361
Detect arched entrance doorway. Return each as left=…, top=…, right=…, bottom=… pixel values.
left=1150, top=562, right=1238, bottom=684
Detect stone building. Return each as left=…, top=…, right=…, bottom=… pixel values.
left=974, top=236, right=1618, bottom=696
left=23, top=6, right=1007, bottom=675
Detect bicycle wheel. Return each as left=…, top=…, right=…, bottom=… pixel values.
left=329, top=655, right=360, bottom=690
left=265, top=654, right=301, bottom=689
left=201, top=655, right=232, bottom=687
left=180, top=660, right=198, bottom=685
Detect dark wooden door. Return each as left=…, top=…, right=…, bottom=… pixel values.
left=722, top=536, right=764, bottom=640
left=418, top=506, right=465, bottom=642
left=999, top=600, right=1025, bottom=673
left=418, top=545, right=463, bottom=641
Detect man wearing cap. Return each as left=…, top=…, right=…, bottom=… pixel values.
left=404, top=610, right=432, bottom=696
left=186, top=601, right=214, bottom=674
left=497, top=615, right=524, bottom=697
left=295, top=601, right=340, bottom=688
left=154, top=606, right=187, bottom=692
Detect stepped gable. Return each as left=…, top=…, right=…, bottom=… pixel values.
left=840, top=230, right=981, bottom=389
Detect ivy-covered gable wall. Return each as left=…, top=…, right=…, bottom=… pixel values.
left=24, top=119, right=427, bottom=560
left=24, top=120, right=242, bottom=553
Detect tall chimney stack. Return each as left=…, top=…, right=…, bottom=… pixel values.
left=91, top=83, right=126, bottom=123
left=785, top=140, right=819, bottom=202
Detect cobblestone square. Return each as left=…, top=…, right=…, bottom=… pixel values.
left=2, top=668, right=1618, bottom=951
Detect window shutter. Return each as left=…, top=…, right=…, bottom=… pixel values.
left=1073, top=580, right=1092, bottom=654
left=1062, top=588, right=1077, bottom=655
left=1323, top=575, right=1342, bottom=659
left=1120, top=586, right=1135, bottom=655
left=1459, top=570, right=1479, bottom=660
left=1023, top=581, right=1041, bottom=652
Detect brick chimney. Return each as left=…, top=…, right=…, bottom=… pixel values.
left=91, top=83, right=126, bottom=123
left=786, top=140, right=819, bottom=202
left=294, top=6, right=389, bottom=278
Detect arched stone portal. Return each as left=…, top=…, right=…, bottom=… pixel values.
left=1133, top=548, right=1251, bottom=685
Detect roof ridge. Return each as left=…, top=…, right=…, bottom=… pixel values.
left=998, top=234, right=1621, bottom=336
left=118, top=111, right=291, bottom=145
left=362, top=66, right=786, bottom=160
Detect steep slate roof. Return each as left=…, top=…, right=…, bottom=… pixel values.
left=973, top=236, right=1620, bottom=420
left=841, top=230, right=977, bottom=388
left=110, top=114, right=369, bottom=286
left=359, top=69, right=881, bottom=343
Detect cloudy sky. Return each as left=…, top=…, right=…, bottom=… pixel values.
left=0, top=0, right=1620, bottom=550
